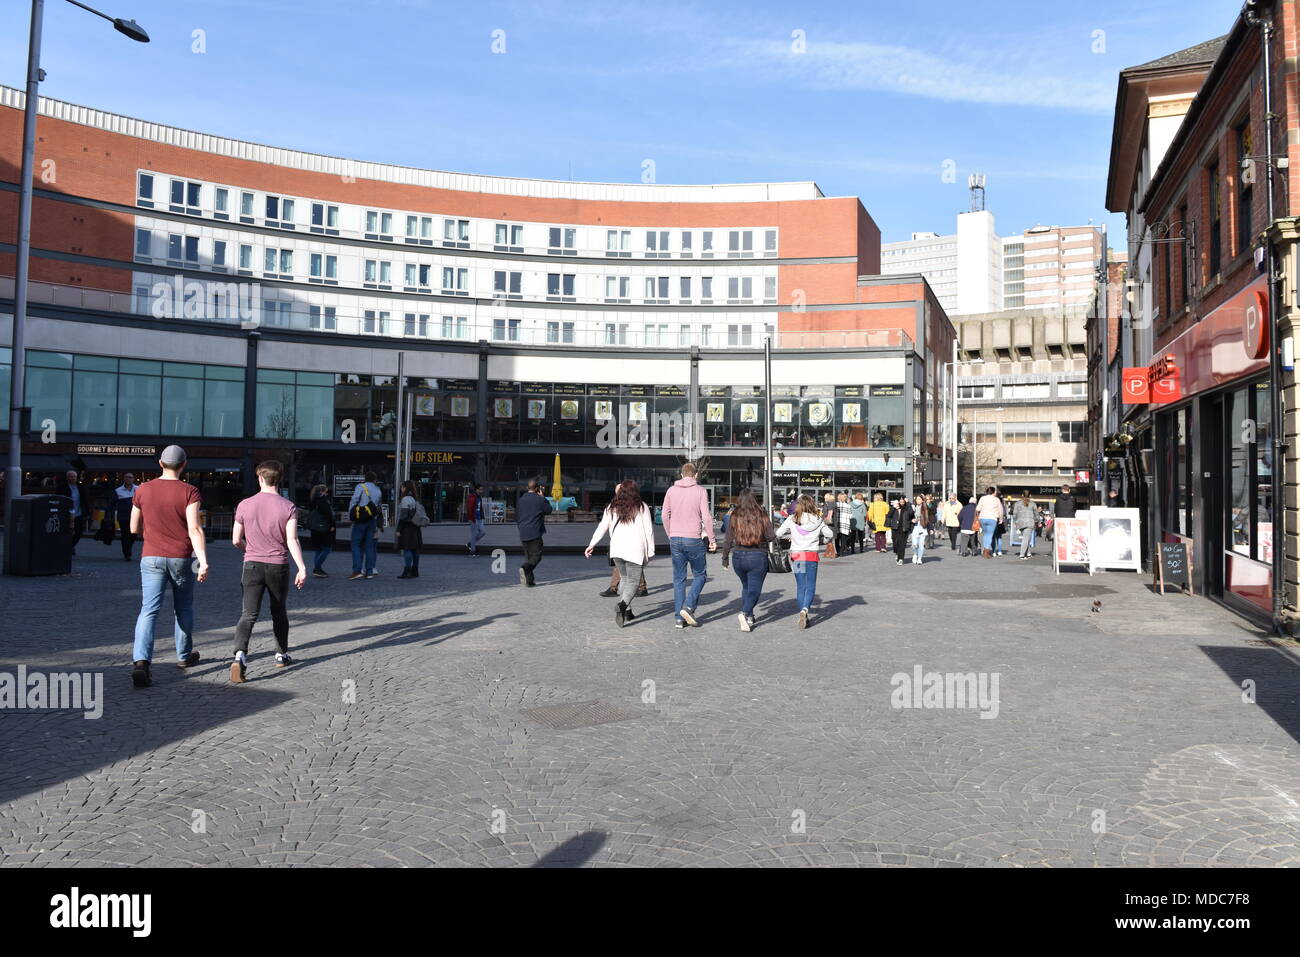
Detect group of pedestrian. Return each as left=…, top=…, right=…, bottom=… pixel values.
left=126, top=446, right=304, bottom=688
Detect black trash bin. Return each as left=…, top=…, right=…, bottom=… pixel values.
left=7, top=494, right=73, bottom=576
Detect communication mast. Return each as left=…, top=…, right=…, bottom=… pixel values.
left=968, top=173, right=986, bottom=212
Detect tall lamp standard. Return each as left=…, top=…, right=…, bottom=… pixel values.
left=4, top=0, right=148, bottom=574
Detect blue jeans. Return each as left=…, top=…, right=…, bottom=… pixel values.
left=403, top=549, right=419, bottom=569
left=730, top=549, right=768, bottom=618
left=468, top=519, right=486, bottom=553
left=791, top=559, right=819, bottom=611
left=132, top=556, right=195, bottom=663
left=669, top=537, right=708, bottom=620
left=910, top=525, right=927, bottom=561
left=979, top=518, right=998, bottom=550
left=313, top=545, right=331, bottom=572
left=351, top=519, right=378, bottom=574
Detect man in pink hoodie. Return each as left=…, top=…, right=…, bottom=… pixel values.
left=661, top=462, right=716, bottom=628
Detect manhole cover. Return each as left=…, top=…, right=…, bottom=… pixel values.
left=520, top=700, right=641, bottom=730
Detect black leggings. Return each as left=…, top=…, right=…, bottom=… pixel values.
left=892, top=528, right=908, bottom=560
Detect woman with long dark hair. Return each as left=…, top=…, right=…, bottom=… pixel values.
left=396, top=479, right=424, bottom=579
left=721, top=489, right=774, bottom=632
left=585, top=479, right=655, bottom=627
left=775, top=493, right=835, bottom=629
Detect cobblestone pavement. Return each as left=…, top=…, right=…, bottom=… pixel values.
left=2, top=537, right=1300, bottom=867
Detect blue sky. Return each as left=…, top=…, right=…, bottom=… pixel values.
left=2, top=0, right=1239, bottom=249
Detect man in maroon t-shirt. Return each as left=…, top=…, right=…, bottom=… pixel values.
left=229, top=459, right=307, bottom=683
left=129, top=444, right=209, bottom=688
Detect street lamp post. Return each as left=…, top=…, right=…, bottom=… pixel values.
left=4, top=0, right=147, bottom=574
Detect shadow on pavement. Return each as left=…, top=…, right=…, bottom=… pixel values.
left=1200, top=644, right=1300, bottom=746
left=533, top=830, right=608, bottom=867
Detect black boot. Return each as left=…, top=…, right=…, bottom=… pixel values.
left=599, top=587, right=618, bottom=597
left=615, top=601, right=628, bottom=628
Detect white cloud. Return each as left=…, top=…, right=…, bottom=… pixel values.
left=723, top=37, right=1113, bottom=113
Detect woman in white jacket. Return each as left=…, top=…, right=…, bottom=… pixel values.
left=584, top=480, right=656, bottom=628
left=775, top=493, right=835, bottom=630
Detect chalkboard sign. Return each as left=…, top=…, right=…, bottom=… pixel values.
left=1157, top=542, right=1192, bottom=595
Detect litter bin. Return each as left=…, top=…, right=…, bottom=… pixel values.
left=7, top=494, right=72, bottom=576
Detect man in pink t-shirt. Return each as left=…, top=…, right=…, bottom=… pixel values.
left=229, top=460, right=307, bottom=683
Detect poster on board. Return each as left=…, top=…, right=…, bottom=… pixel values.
left=1088, top=507, right=1142, bottom=573
left=1053, top=514, right=1090, bottom=574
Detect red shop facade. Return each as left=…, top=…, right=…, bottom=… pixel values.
left=1145, top=274, right=1274, bottom=618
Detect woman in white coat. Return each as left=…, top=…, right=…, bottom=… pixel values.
left=584, top=479, right=656, bottom=627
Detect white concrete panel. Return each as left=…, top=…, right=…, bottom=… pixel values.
left=257, top=339, right=477, bottom=378
left=487, top=353, right=689, bottom=384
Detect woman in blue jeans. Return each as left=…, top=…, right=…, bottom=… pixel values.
left=720, top=490, right=774, bottom=632
left=775, top=494, right=834, bottom=630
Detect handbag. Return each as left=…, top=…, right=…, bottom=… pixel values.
left=304, top=507, right=331, bottom=533
left=824, top=536, right=838, bottom=559
left=766, top=539, right=792, bottom=574
left=350, top=485, right=377, bottom=523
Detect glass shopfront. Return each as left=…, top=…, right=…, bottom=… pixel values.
left=1156, top=376, right=1273, bottom=617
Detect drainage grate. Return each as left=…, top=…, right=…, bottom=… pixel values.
left=519, top=700, right=642, bottom=730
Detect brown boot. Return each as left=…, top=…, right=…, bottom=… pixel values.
left=982, top=548, right=992, bottom=558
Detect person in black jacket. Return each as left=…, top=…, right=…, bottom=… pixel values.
left=515, top=478, right=553, bottom=587
left=888, top=497, right=914, bottom=565
left=308, top=484, right=337, bottom=577
left=1054, top=485, right=1076, bottom=519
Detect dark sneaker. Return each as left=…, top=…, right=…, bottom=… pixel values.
left=230, top=659, right=246, bottom=684
left=599, top=587, right=618, bottom=598
left=131, top=660, right=151, bottom=688
left=178, top=651, right=201, bottom=668
left=674, top=619, right=686, bottom=629
left=624, top=608, right=635, bottom=622
left=679, top=607, right=698, bottom=627
left=348, top=572, right=364, bottom=581
left=615, top=601, right=627, bottom=628
left=636, top=586, right=649, bottom=597
left=312, top=569, right=328, bottom=578
left=364, top=572, right=376, bottom=579
left=397, top=570, right=411, bottom=579
left=275, top=653, right=293, bottom=668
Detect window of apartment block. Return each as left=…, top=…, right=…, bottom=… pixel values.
left=184, top=236, right=200, bottom=263
left=727, top=324, right=753, bottom=346
left=764, top=276, right=776, bottom=301
left=547, top=273, right=576, bottom=300
left=604, top=276, right=630, bottom=301
left=442, top=266, right=468, bottom=294
left=137, top=172, right=154, bottom=207
left=240, top=191, right=255, bottom=223
left=213, top=240, right=227, bottom=268
left=310, top=253, right=338, bottom=282
left=700, top=276, right=713, bottom=301
left=311, top=203, right=339, bottom=234
left=728, top=230, right=753, bottom=257
left=442, top=218, right=470, bottom=247
left=363, top=310, right=389, bottom=335
left=493, top=318, right=522, bottom=341
left=494, top=223, right=524, bottom=252
left=238, top=244, right=253, bottom=271
left=764, top=229, right=777, bottom=255
left=701, top=231, right=714, bottom=256
left=644, top=276, right=669, bottom=302
left=680, top=231, right=693, bottom=256
left=366, top=211, right=394, bottom=240
left=134, top=228, right=151, bottom=258
left=604, top=323, right=629, bottom=345
left=493, top=270, right=522, bottom=298
left=547, top=227, right=576, bottom=255
left=214, top=187, right=229, bottom=219
left=680, top=277, right=692, bottom=301
left=646, top=230, right=670, bottom=257
left=170, top=179, right=201, bottom=215
left=727, top=277, right=753, bottom=302
left=1236, top=120, right=1253, bottom=258
left=309, top=305, right=337, bottom=331
left=605, top=230, right=631, bottom=256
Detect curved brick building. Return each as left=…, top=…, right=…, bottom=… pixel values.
left=0, top=86, right=953, bottom=516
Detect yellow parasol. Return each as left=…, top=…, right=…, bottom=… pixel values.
left=550, top=453, right=563, bottom=501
